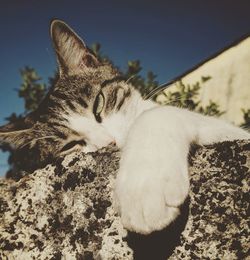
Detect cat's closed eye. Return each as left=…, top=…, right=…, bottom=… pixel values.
left=61, top=139, right=86, bottom=152
left=93, top=92, right=105, bottom=123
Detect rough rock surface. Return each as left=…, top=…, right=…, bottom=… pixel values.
left=0, top=141, right=249, bottom=259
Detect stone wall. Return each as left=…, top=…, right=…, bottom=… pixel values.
left=0, top=141, right=249, bottom=259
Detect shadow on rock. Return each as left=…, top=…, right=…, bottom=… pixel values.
left=126, top=198, right=189, bottom=260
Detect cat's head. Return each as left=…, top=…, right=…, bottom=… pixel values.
left=0, top=19, right=148, bottom=174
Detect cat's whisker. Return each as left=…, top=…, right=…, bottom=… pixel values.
left=147, top=91, right=189, bottom=108
left=144, top=81, right=174, bottom=100
left=161, top=95, right=187, bottom=106
left=19, top=135, right=59, bottom=149
left=125, top=75, right=136, bottom=84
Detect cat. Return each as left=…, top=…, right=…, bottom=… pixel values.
left=0, top=19, right=249, bottom=234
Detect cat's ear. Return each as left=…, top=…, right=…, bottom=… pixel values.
left=50, top=19, right=100, bottom=76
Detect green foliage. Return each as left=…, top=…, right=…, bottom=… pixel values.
left=91, top=43, right=110, bottom=64
left=160, top=78, right=224, bottom=117
left=160, top=80, right=200, bottom=109
left=5, top=113, right=24, bottom=124
left=1, top=67, right=49, bottom=177
left=124, top=61, right=158, bottom=97
left=91, top=43, right=158, bottom=97
left=197, top=101, right=224, bottom=117
left=19, top=66, right=47, bottom=113
left=241, top=109, right=250, bottom=129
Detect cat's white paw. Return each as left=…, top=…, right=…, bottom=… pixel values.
left=115, top=165, right=189, bottom=234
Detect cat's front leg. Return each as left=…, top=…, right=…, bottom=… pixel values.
left=114, top=108, right=191, bottom=234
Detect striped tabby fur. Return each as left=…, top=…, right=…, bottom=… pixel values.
left=0, top=20, right=146, bottom=177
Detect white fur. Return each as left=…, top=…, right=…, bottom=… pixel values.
left=67, top=94, right=249, bottom=234
left=51, top=21, right=250, bottom=234
left=114, top=103, right=250, bottom=234
left=102, top=91, right=156, bottom=147
left=65, top=113, right=115, bottom=152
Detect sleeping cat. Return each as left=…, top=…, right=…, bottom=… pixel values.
left=0, top=20, right=249, bottom=234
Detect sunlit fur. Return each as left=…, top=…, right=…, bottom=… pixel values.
left=115, top=105, right=250, bottom=234
left=0, top=20, right=249, bottom=234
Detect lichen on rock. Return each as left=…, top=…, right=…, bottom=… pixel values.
left=0, top=141, right=249, bottom=259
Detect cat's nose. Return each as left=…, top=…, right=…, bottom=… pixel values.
left=110, top=140, right=116, bottom=146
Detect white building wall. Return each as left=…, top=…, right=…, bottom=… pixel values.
left=157, top=37, right=250, bottom=125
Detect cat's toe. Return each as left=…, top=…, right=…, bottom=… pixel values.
left=138, top=187, right=180, bottom=234
left=115, top=178, right=182, bottom=234
left=163, top=176, right=189, bottom=207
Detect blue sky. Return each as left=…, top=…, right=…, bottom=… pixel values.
left=0, top=0, right=250, bottom=175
